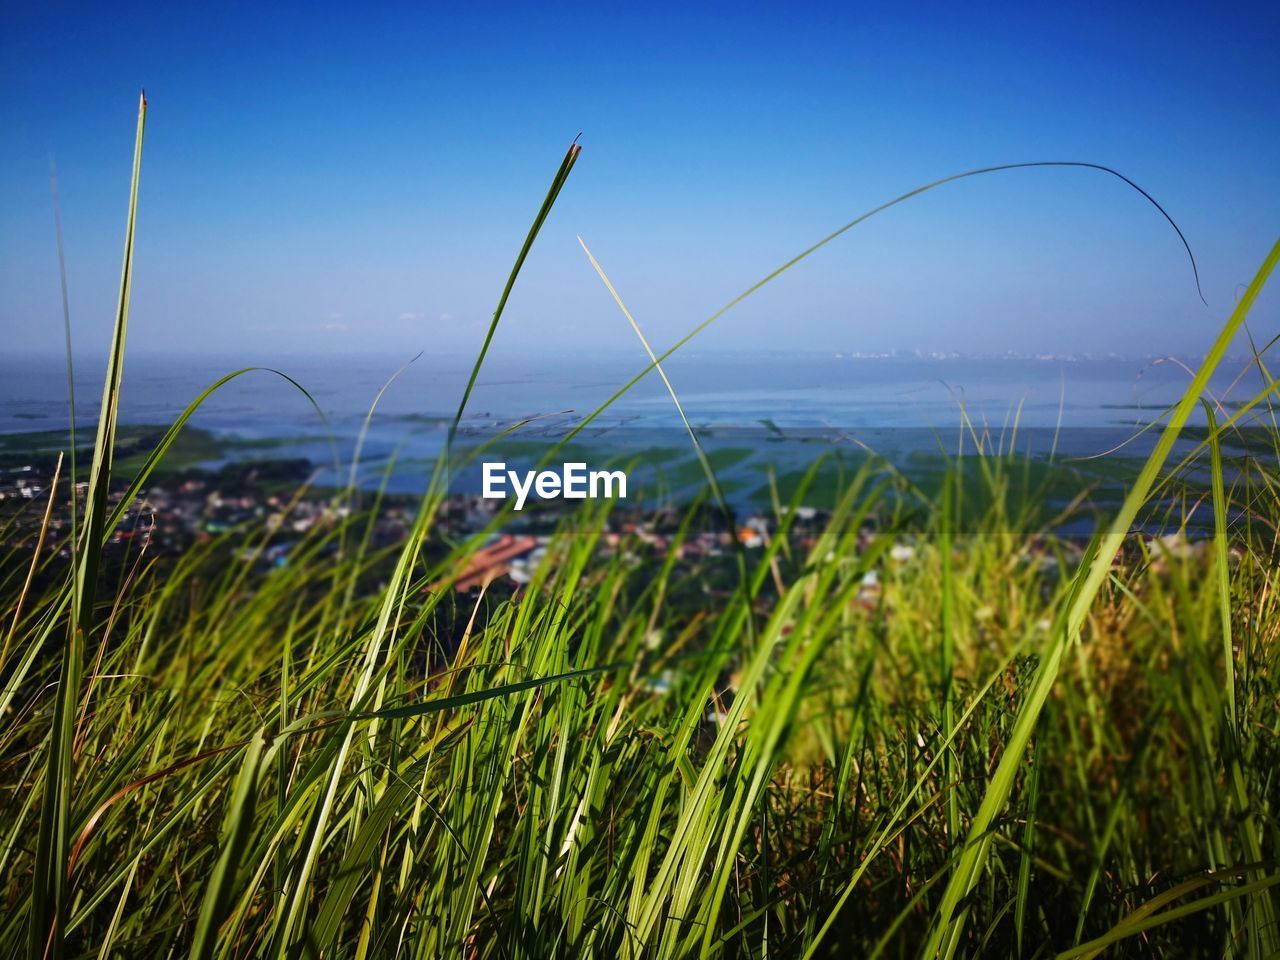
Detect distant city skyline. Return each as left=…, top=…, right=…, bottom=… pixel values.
left=2, top=2, right=1277, bottom=366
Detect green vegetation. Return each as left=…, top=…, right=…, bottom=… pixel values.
left=3, top=95, right=1280, bottom=958
left=0, top=424, right=305, bottom=475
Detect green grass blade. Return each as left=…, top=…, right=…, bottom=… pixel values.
left=50, top=158, right=78, bottom=589
left=190, top=731, right=267, bottom=960
left=29, top=90, right=146, bottom=960
left=564, top=160, right=1205, bottom=446
left=924, top=235, right=1280, bottom=958
left=1056, top=873, right=1280, bottom=960
left=449, top=140, right=581, bottom=446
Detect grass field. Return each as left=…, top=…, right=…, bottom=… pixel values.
left=3, top=95, right=1280, bottom=959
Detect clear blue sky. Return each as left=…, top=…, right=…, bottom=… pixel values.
left=2, top=1, right=1277, bottom=363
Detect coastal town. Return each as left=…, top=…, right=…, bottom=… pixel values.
left=2, top=445, right=1217, bottom=608
left=0, top=453, right=837, bottom=595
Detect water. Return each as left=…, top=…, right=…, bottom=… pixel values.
left=4, top=351, right=1258, bottom=429
left=1, top=351, right=1269, bottom=502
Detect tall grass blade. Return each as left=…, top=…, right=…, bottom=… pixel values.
left=190, top=731, right=267, bottom=960
left=49, top=159, right=77, bottom=577
left=268, top=140, right=581, bottom=956
left=925, top=235, right=1280, bottom=958
left=29, top=90, right=145, bottom=960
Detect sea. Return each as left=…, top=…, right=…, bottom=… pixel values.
left=1, top=351, right=1272, bottom=510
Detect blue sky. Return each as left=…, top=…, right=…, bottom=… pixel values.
left=1, top=1, right=1277, bottom=363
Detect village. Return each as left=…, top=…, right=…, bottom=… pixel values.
left=0, top=455, right=853, bottom=595
left=2, top=450, right=1215, bottom=609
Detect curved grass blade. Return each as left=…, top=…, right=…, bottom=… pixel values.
left=564, top=160, right=1207, bottom=446
left=1056, top=872, right=1280, bottom=960
left=352, top=662, right=626, bottom=720
left=102, top=367, right=335, bottom=541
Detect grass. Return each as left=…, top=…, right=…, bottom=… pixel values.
left=2, top=96, right=1280, bottom=958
